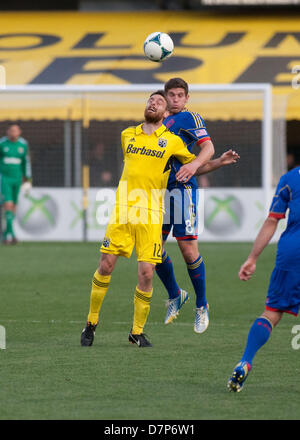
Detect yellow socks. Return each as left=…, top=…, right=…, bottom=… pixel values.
left=132, top=287, right=153, bottom=335
left=87, top=274, right=152, bottom=333
left=87, top=270, right=111, bottom=325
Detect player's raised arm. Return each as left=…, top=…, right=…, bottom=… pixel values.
left=196, top=149, right=240, bottom=176
left=176, top=139, right=214, bottom=183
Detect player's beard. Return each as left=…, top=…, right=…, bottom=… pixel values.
left=144, top=108, right=163, bottom=123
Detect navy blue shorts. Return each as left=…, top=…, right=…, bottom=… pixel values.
left=265, top=267, right=300, bottom=316
left=162, top=184, right=199, bottom=241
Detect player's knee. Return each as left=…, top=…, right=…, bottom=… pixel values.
left=261, top=310, right=282, bottom=327
left=181, top=247, right=199, bottom=264
left=139, top=265, right=155, bottom=284
left=4, top=202, right=15, bottom=212
left=98, top=255, right=114, bottom=275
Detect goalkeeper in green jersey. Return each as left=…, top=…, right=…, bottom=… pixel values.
left=0, top=124, right=32, bottom=244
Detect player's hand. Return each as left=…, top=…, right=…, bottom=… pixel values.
left=239, top=258, right=256, bottom=281
left=220, top=149, right=240, bottom=165
left=21, top=181, right=32, bottom=195
left=176, top=162, right=199, bottom=183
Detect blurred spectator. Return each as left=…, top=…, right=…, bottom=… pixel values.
left=287, top=152, right=296, bottom=171
left=89, top=141, right=115, bottom=187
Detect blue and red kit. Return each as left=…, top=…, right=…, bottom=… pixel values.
left=163, top=110, right=210, bottom=240
left=266, top=166, right=300, bottom=315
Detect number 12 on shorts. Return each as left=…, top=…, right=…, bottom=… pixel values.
left=153, top=243, right=162, bottom=258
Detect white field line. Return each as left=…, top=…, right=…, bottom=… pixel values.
left=0, top=319, right=240, bottom=327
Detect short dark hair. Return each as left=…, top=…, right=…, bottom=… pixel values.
left=164, top=78, right=189, bottom=95
left=150, top=90, right=167, bottom=100
left=7, top=123, right=21, bottom=129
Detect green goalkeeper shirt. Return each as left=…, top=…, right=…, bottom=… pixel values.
left=0, top=136, right=32, bottom=181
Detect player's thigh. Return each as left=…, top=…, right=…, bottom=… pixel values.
left=172, top=184, right=199, bottom=240
left=265, top=267, right=300, bottom=317
left=135, top=211, right=163, bottom=265
left=0, top=176, right=14, bottom=204
left=100, top=205, right=135, bottom=258
left=12, top=181, right=21, bottom=205
left=162, top=192, right=174, bottom=241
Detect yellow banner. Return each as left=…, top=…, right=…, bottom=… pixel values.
left=0, top=11, right=299, bottom=119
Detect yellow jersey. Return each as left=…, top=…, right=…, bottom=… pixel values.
left=116, top=123, right=195, bottom=212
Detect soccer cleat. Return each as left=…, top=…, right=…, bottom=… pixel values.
left=194, top=304, right=209, bottom=334
left=164, top=289, right=189, bottom=324
left=227, top=361, right=252, bottom=393
left=128, top=330, right=152, bottom=347
left=81, top=322, right=97, bottom=347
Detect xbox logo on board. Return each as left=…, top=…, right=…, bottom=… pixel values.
left=204, top=194, right=244, bottom=235
left=16, top=192, right=58, bottom=234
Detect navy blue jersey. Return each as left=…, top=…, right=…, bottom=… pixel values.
left=163, top=110, right=210, bottom=188
left=269, top=166, right=300, bottom=272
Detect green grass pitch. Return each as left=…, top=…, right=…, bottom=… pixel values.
left=0, top=241, right=299, bottom=420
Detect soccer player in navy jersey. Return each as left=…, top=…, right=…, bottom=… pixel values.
left=228, top=165, right=300, bottom=392
left=155, top=77, right=239, bottom=333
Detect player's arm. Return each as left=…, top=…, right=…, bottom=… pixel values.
left=176, top=139, right=214, bottom=183
left=196, top=149, right=240, bottom=175
left=239, top=217, right=279, bottom=281
left=0, top=139, right=5, bottom=159
left=239, top=175, right=290, bottom=281
left=21, top=143, right=32, bottom=181
left=172, top=139, right=196, bottom=167
left=21, top=144, right=32, bottom=194
left=175, top=114, right=214, bottom=182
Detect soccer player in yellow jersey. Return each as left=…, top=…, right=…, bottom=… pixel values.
left=81, top=90, right=205, bottom=347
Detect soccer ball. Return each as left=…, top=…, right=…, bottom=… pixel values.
left=144, top=32, right=174, bottom=62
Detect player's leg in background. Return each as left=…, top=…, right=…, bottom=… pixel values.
left=156, top=235, right=190, bottom=325
left=240, top=309, right=282, bottom=367
left=177, top=239, right=207, bottom=308
left=227, top=309, right=282, bottom=392
left=177, top=239, right=209, bottom=333
left=1, top=176, right=16, bottom=244
left=3, top=201, right=16, bottom=244
left=154, top=195, right=190, bottom=324
left=178, top=184, right=207, bottom=308
left=155, top=237, right=181, bottom=300
left=228, top=267, right=299, bottom=391
left=155, top=196, right=182, bottom=301
left=8, top=180, right=22, bottom=244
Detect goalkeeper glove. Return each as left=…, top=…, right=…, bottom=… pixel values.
left=21, top=181, right=32, bottom=195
